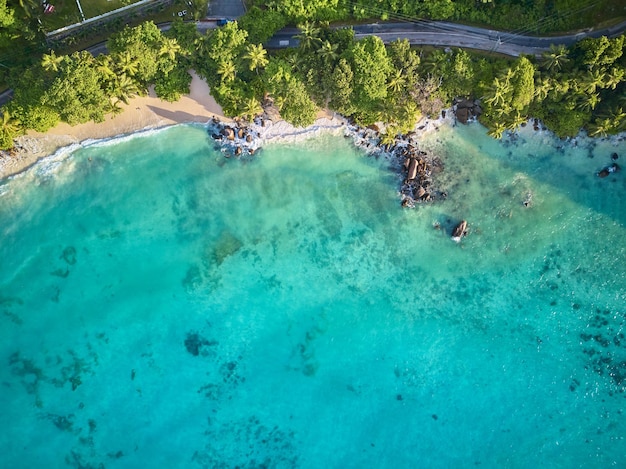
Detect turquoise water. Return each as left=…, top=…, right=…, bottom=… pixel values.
left=0, top=123, right=624, bottom=468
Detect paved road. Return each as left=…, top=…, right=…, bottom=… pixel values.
left=267, top=20, right=626, bottom=57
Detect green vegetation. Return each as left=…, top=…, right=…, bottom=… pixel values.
left=4, top=21, right=191, bottom=138
left=0, top=0, right=624, bottom=150
left=258, top=0, right=625, bottom=34
left=190, top=16, right=624, bottom=138
left=480, top=35, right=626, bottom=137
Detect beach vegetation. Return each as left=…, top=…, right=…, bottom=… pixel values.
left=0, top=108, right=20, bottom=149
left=0, top=0, right=624, bottom=149
left=244, top=43, right=269, bottom=74
left=43, top=51, right=109, bottom=125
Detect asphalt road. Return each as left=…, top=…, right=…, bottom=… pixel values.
left=267, top=20, right=626, bottom=57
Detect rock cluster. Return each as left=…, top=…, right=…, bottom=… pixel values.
left=398, top=144, right=444, bottom=207
left=208, top=117, right=260, bottom=157
left=453, top=98, right=482, bottom=124
left=344, top=123, right=445, bottom=208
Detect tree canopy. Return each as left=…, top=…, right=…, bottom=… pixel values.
left=0, top=4, right=624, bottom=150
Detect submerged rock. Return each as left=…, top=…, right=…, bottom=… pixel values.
left=61, top=246, right=77, bottom=265
left=210, top=231, right=243, bottom=266
left=597, top=163, right=620, bottom=178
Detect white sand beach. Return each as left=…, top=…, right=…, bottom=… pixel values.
left=0, top=70, right=454, bottom=180
left=0, top=72, right=226, bottom=179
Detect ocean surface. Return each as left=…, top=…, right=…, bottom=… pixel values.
left=0, top=122, right=624, bottom=468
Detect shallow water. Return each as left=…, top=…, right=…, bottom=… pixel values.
left=0, top=123, right=624, bottom=468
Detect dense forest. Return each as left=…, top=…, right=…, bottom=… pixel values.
left=0, top=0, right=625, bottom=149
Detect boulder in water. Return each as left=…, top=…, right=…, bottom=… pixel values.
left=597, top=163, right=620, bottom=178
left=451, top=220, right=468, bottom=242
left=221, top=127, right=235, bottom=140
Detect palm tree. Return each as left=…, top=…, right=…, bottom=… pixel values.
left=285, top=51, right=302, bottom=73
left=580, top=69, right=606, bottom=93
left=95, top=55, right=116, bottom=80
left=240, top=97, right=263, bottom=122
left=41, top=51, right=64, bottom=72
left=387, top=69, right=406, bottom=94
left=243, top=43, right=268, bottom=74
left=317, top=40, right=338, bottom=64
left=576, top=92, right=600, bottom=112
left=604, top=67, right=625, bottom=90
left=296, top=22, right=322, bottom=52
left=500, top=67, right=515, bottom=86
left=117, top=51, right=139, bottom=77
left=598, top=107, right=626, bottom=133
left=379, top=127, right=398, bottom=148
left=0, top=109, right=21, bottom=150
left=506, top=112, right=527, bottom=131
left=589, top=118, right=613, bottom=137
left=488, top=122, right=507, bottom=139
left=424, top=50, right=448, bottom=75
left=113, top=74, right=141, bottom=105
left=18, top=0, right=39, bottom=18
left=541, top=44, right=569, bottom=72
left=159, top=38, right=181, bottom=61
left=217, top=60, right=236, bottom=82
left=493, top=103, right=512, bottom=118
left=534, top=77, right=551, bottom=100
left=484, top=77, right=510, bottom=107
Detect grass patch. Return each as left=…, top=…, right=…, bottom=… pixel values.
left=39, top=0, right=82, bottom=31
left=80, top=0, right=142, bottom=19
left=39, top=0, right=146, bottom=33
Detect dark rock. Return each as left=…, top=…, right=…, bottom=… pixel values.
left=456, top=107, right=469, bottom=124
left=456, top=99, right=473, bottom=109
left=451, top=220, right=468, bottom=242
left=407, top=158, right=418, bottom=180
left=221, top=127, right=235, bottom=140
left=598, top=163, right=620, bottom=177
left=184, top=332, right=217, bottom=357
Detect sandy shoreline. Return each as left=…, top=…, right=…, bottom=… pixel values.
left=0, top=72, right=357, bottom=180
left=2, top=68, right=623, bottom=181
left=0, top=72, right=228, bottom=180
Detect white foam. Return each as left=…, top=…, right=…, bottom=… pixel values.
left=81, top=125, right=176, bottom=149
left=251, top=117, right=346, bottom=146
